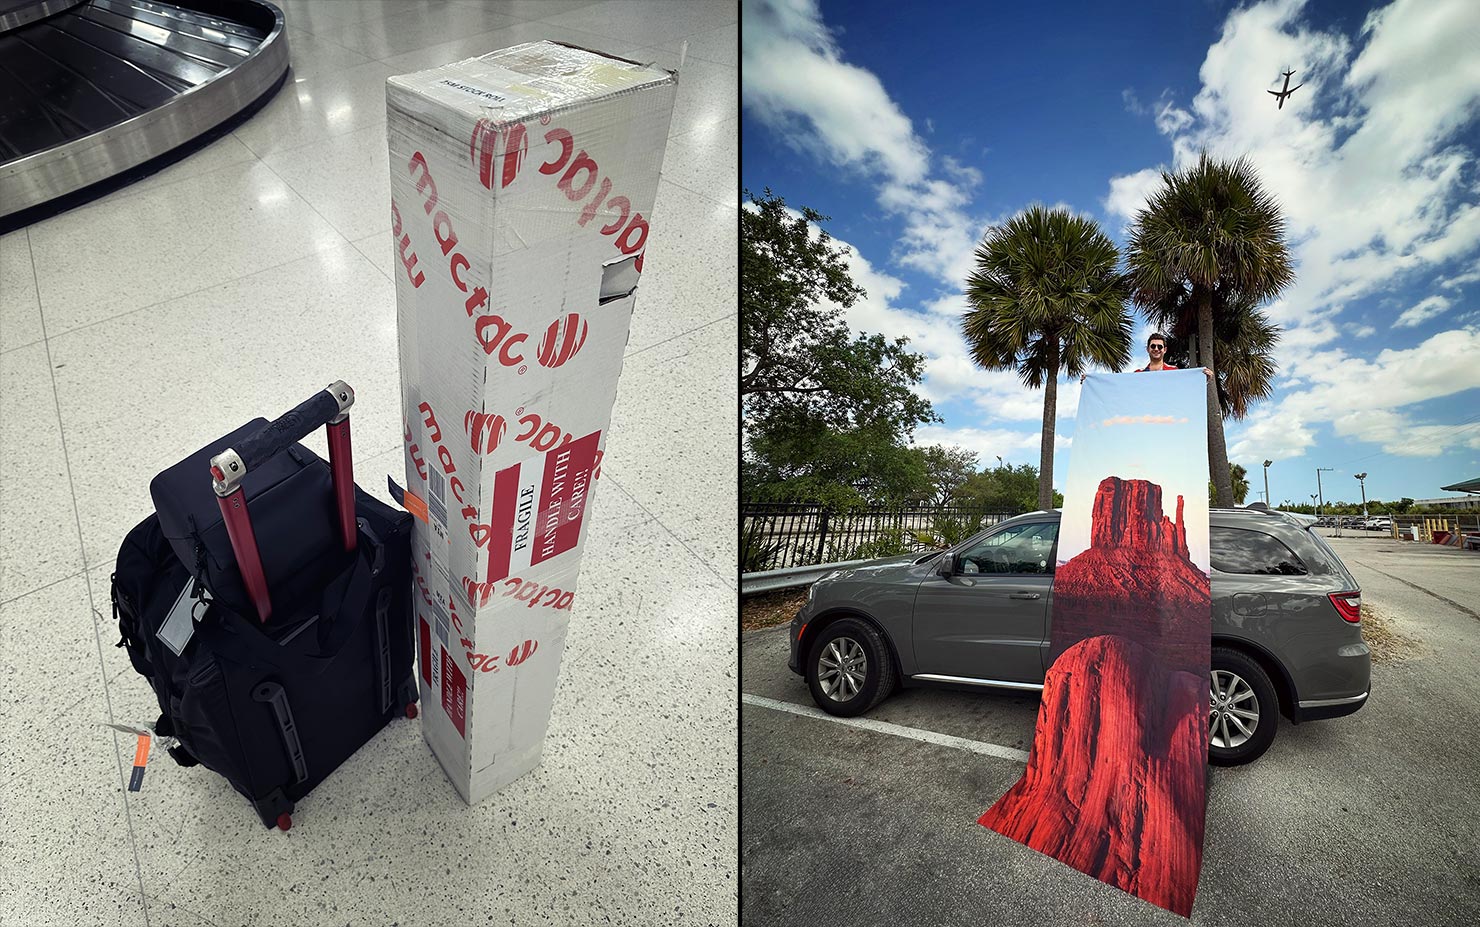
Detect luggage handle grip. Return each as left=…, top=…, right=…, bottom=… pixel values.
left=208, top=380, right=358, bottom=623
left=212, top=381, right=354, bottom=491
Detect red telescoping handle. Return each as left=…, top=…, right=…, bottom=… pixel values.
left=209, top=380, right=357, bottom=623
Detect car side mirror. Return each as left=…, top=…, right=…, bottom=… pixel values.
left=938, top=552, right=955, bottom=576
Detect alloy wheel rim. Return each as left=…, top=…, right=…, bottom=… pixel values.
left=818, top=637, right=868, bottom=702
left=1209, top=669, right=1259, bottom=749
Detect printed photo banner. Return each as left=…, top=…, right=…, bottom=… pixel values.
left=979, top=370, right=1212, bottom=917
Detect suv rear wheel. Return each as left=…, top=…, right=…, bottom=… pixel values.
left=1209, top=647, right=1279, bottom=765
left=805, top=618, right=897, bottom=717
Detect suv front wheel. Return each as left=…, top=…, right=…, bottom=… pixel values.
left=1209, top=647, right=1279, bottom=765
left=805, top=618, right=897, bottom=717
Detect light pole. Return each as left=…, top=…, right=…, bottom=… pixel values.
left=1320, top=464, right=1332, bottom=524
left=1310, top=493, right=1318, bottom=515
left=1355, top=472, right=1368, bottom=518
left=1263, top=459, right=1272, bottom=508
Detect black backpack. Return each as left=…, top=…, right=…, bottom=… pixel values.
left=110, top=386, right=418, bottom=830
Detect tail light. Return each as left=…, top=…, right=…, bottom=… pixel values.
left=1329, top=591, right=1362, bottom=622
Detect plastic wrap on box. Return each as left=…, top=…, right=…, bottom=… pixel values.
left=386, top=41, right=676, bottom=804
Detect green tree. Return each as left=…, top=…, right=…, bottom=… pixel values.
left=956, top=460, right=1059, bottom=513
left=1209, top=462, right=1251, bottom=506
left=919, top=444, right=980, bottom=506
left=744, top=410, right=931, bottom=507
left=1126, top=153, right=1295, bottom=507
left=741, top=189, right=935, bottom=431
left=963, top=206, right=1132, bottom=511
left=742, top=189, right=938, bottom=505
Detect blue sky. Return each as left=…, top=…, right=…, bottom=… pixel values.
left=741, top=0, right=1480, bottom=508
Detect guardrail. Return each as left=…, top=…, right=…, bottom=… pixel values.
left=740, top=558, right=875, bottom=596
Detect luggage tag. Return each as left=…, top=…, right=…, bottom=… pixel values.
left=102, top=722, right=177, bottom=792
left=156, top=577, right=213, bottom=657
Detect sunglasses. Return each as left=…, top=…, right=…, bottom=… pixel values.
left=1149, top=344, right=1165, bottom=350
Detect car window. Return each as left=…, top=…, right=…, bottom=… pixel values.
left=1210, top=526, right=1308, bottom=575
left=958, top=522, right=1058, bottom=575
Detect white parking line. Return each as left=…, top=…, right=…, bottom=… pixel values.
left=742, top=694, right=1030, bottom=763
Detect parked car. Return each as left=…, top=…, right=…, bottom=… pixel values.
left=788, top=507, right=1370, bottom=766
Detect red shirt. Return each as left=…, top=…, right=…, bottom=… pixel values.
left=1133, top=363, right=1178, bottom=372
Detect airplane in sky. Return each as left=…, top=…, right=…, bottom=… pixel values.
left=1269, top=69, right=1304, bottom=109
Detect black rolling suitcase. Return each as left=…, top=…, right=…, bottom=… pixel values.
left=111, top=381, right=418, bottom=830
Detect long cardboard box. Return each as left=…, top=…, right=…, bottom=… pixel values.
left=385, top=42, right=677, bottom=803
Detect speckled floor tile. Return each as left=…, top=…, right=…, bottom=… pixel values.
left=0, top=577, right=149, bottom=927
left=47, top=240, right=403, bottom=570
left=281, top=25, right=373, bottom=81
left=541, top=0, right=735, bottom=50
left=660, top=117, right=739, bottom=209
left=626, top=179, right=737, bottom=354
left=334, top=3, right=523, bottom=60
left=0, top=344, right=84, bottom=603
left=263, top=122, right=393, bottom=241
left=666, top=54, right=738, bottom=139
left=378, top=18, right=648, bottom=76
left=655, top=21, right=738, bottom=68
left=0, top=229, right=42, bottom=353
left=605, top=320, right=738, bottom=588
left=350, top=231, right=396, bottom=282
left=26, top=159, right=344, bottom=337
left=231, top=59, right=398, bottom=160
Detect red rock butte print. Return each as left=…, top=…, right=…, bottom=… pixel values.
left=979, top=476, right=1211, bottom=917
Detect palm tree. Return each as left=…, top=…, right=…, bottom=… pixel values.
left=1126, top=152, right=1294, bottom=507
left=963, top=206, right=1132, bottom=511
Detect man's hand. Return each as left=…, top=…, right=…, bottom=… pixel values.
left=1203, top=367, right=1213, bottom=380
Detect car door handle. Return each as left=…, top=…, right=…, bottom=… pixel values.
left=1008, top=592, right=1042, bottom=600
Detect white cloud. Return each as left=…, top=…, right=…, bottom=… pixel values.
left=1393, top=295, right=1451, bottom=328
left=912, top=424, right=1049, bottom=469
left=742, top=0, right=989, bottom=292
left=1440, top=268, right=1480, bottom=289
left=741, top=0, right=928, bottom=185
left=1230, top=326, right=1480, bottom=460
left=1112, top=0, right=1480, bottom=462
left=1105, top=0, right=1480, bottom=333
left=1103, top=167, right=1165, bottom=228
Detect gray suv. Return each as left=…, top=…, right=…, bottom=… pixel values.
left=788, top=507, right=1370, bottom=765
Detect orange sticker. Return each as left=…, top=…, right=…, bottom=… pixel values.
left=128, top=733, right=150, bottom=792
left=403, top=489, right=429, bottom=523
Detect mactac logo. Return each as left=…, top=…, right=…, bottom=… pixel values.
left=408, top=151, right=589, bottom=374
left=466, top=121, right=653, bottom=270
left=464, top=410, right=507, bottom=455
left=537, top=313, right=588, bottom=368
left=470, top=119, right=527, bottom=190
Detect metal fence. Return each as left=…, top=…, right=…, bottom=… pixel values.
left=740, top=503, right=1021, bottom=572
left=1317, top=513, right=1480, bottom=544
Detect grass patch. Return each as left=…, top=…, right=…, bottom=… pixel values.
left=742, top=587, right=809, bottom=632
left=1361, top=602, right=1421, bottom=664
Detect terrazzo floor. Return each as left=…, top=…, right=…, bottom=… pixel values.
left=0, top=1, right=737, bottom=924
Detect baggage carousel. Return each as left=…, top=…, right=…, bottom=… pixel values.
left=0, top=0, right=289, bottom=230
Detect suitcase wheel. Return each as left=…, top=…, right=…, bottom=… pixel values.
left=276, top=813, right=293, bottom=832
left=405, top=703, right=418, bottom=720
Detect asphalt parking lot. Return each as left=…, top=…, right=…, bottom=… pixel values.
left=740, top=535, right=1480, bottom=926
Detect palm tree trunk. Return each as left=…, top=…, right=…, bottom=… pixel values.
left=1039, top=342, right=1058, bottom=512
left=1197, top=292, right=1233, bottom=507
